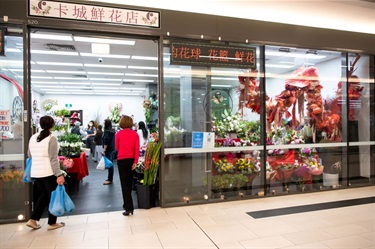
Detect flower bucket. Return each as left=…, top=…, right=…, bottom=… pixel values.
left=323, top=173, right=339, bottom=187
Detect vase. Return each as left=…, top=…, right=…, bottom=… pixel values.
left=323, top=173, right=339, bottom=187
left=136, top=184, right=156, bottom=209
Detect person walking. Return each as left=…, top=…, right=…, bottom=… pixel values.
left=115, top=115, right=140, bottom=216
left=102, top=119, right=116, bottom=185
left=26, top=115, right=66, bottom=230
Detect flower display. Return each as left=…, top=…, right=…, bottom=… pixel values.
left=58, top=134, right=85, bottom=157
left=214, top=159, right=235, bottom=173
left=213, top=109, right=247, bottom=138
left=267, top=149, right=285, bottom=156
left=0, top=163, right=23, bottom=184
left=234, top=158, right=260, bottom=174
left=164, top=116, right=185, bottom=145
left=109, top=104, right=121, bottom=124
left=143, top=141, right=162, bottom=186
left=299, top=147, right=317, bottom=157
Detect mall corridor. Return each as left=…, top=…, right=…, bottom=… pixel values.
left=0, top=186, right=374, bottom=249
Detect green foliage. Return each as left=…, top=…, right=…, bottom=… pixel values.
left=58, top=134, right=81, bottom=143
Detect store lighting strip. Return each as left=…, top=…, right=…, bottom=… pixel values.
left=36, top=62, right=84, bottom=66
left=74, top=36, right=135, bottom=45
left=127, top=66, right=158, bottom=70
left=31, top=33, right=73, bottom=41
left=84, top=64, right=127, bottom=69
left=31, top=50, right=79, bottom=56
left=80, top=53, right=130, bottom=59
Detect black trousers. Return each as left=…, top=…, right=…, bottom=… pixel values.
left=31, top=175, right=58, bottom=225
left=117, top=158, right=134, bottom=212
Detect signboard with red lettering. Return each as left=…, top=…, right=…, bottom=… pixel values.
left=0, top=110, right=11, bottom=132
left=28, top=0, right=160, bottom=28
left=170, top=42, right=256, bottom=68
left=0, top=28, right=4, bottom=56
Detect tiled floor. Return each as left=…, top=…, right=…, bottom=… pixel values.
left=1, top=186, right=374, bottom=249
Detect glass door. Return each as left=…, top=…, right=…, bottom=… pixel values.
left=0, top=25, right=26, bottom=222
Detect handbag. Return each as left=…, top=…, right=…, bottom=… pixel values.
left=49, top=185, right=75, bottom=217
left=103, top=156, right=113, bottom=169
left=22, top=158, right=34, bottom=183
left=96, top=157, right=105, bottom=170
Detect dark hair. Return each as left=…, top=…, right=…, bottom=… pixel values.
left=97, top=125, right=103, bottom=131
left=104, top=119, right=112, bottom=131
left=119, top=115, right=133, bottom=129
left=138, top=121, right=148, bottom=140
left=37, top=116, right=55, bottom=142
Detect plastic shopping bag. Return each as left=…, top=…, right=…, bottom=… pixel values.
left=22, top=158, right=34, bottom=183
left=103, top=156, right=113, bottom=169
left=96, top=157, right=105, bottom=170
left=49, top=185, right=75, bottom=217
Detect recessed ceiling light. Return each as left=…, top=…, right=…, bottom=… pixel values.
left=122, top=79, right=154, bottom=82
left=131, top=56, right=158, bottom=61
left=84, top=64, right=127, bottom=69
left=74, top=36, right=135, bottom=45
left=33, top=85, right=62, bottom=88
left=46, top=70, right=86, bottom=74
left=89, top=78, right=122, bottom=81
left=91, top=43, right=110, bottom=54
left=31, top=81, right=58, bottom=84
left=125, top=73, right=157, bottom=77
left=36, top=62, right=83, bottom=66
left=45, top=92, right=71, bottom=94
left=80, top=53, right=130, bottom=59
left=91, top=83, right=121, bottom=86
left=87, top=72, right=124, bottom=76
left=6, top=48, right=22, bottom=53
left=31, top=50, right=79, bottom=56
left=54, top=77, right=88, bottom=80
left=59, top=82, right=90, bottom=85
left=127, top=66, right=158, bottom=70
left=32, top=76, right=54, bottom=79
left=119, top=87, right=146, bottom=90
left=31, top=33, right=73, bottom=41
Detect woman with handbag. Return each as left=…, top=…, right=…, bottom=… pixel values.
left=115, top=115, right=140, bottom=216
left=26, top=115, right=66, bottom=230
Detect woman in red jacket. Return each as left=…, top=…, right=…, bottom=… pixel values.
left=116, top=115, right=140, bottom=216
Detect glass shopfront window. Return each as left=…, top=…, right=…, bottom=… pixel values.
left=346, top=53, right=375, bottom=186
left=265, top=46, right=348, bottom=194
left=0, top=26, right=26, bottom=222
left=162, top=40, right=264, bottom=206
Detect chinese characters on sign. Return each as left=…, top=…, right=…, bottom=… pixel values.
left=0, top=110, right=11, bottom=132
left=0, top=28, right=4, bottom=56
left=29, top=0, right=160, bottom=28
left=170, top=42, right=256, bottom=68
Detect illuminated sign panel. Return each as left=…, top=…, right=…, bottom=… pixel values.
left=170, top=42, right=256, bottom=68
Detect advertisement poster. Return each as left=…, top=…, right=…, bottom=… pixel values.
left=0, top=110, right=11, bottom=132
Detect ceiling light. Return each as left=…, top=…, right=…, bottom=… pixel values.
left=80, top=53, right=130, bottom=59
left=93, top=86, right=120, bottom=89
left=127, top=66, right=158, bottom=70
left=0, top=60, right=23, bottom=65
left=31, top=81, right=58, bottom=84
left=285, top=53, right=326, bottom=59
left=40, top=88, right=65, bottom=91
left=74, top=36, right=135, bottom=45
left=87, top=72, right=124, bottom=76
left=46, top=70, right=86, bottom=74
left=33, top=85, right=62, bottom=88
left=36, top=62, right=83, bottom=66
left=6, top=48, right=22, bottom=53
left=31, top=33, right=73, bottom=41
left=117, top=93, right=142, bottom=96
left=125, top=73, right=157, bottom=77
left=54, top=77, right=88, bottom=80
left=71, top=92, right=94, bottom=95
left=119, top=90, right=143, bottom=93
left=66, top=86, right=92, bottom=89
left=91, top=83, right=121, bottom=86
left=92, top=43, right=110, bottom=54
left=93, top=90, right=119, bottom=93
left=131, top=56, right=158, bottom=61
left=119, top=87, right=146, bottom=90
left=122, top=79, right=154, bottom=82
left=59, top=82, right=91, bottom=85
left=32, top=76, right=54, bottom=79
left=212, top=84, right=232, bottom=88
left=45, top=92, right=71, bottom=94
left=84, top=64, right=127, bottom=69
left=90, top=78, right=122, bottom=81
left=31, top=50, right=79, bottom=56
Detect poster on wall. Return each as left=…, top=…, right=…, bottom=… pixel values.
left=0, top=110, right=11, bottom=132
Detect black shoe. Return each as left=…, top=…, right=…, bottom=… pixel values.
left=122, top=211, right=133, bottom=216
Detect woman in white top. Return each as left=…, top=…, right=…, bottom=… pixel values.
left=26, top=115, right=65, bottom=231
left=137, top=121, right=149, bottom=147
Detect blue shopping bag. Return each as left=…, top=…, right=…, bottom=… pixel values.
left=49, top=185, right=75, bottom=217
left=22, top=158, right=34, bottom=183
left=103, top=156, right=113, bottom=169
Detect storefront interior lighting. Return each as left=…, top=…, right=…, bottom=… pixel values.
left=59, top=82, right=92, bottom=85
left=36, top=62, right=84, bottom=66
left=54, top=77, right=88, bottom=80
left=31, top=50, right=79, bottom=56
left=201, top=35, right=204, bottom=39
left=218, top=36, right=221, bottom=41
left=74, top=36, right=135, bottom=45
left=87, top=72, right=124, bottom=76
left=5, top=48, right=22, bottom=53
left=122, top=79, right=154, bottom=82
left=80, top=52, right=130, bottom=59
left=46, top=70, right=87, bottom=74
left=84, top=63, right=127, bottom=69
left=91, top=83, right=121, bottom=86
left=31, top=81, right=58, bottom=84
left=131, top=55, right=158, bottom=61
left=90, top=78, right=122, bottom=81
left=127, top=66, right=158, bottom=70
left=46, top=91, right=71, bottom=94
left=17, top=214, right=24, bottom=220
left=32, top=76, right=53, bottom=79
left=31, top=33, right=73, bottom=41
left=125, top=73, right=158, bottom=77
left=204, top=195, right=209, bottom=200
left=246, top=39, right=249, bottom=43
left=91, top=43, right=110, bottom=54
left=167, top=32, right=170, bottom=36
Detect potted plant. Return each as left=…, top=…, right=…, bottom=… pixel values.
left=136, top=139, right=162, bottom=209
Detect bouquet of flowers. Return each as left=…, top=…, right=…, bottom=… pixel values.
left=143, top=141, right=162, bottom=186
left=214, top=159, right=235, bottom=173
left=213, top=109, right=247, bottom=138
left=109, top=104, right=121, bottom=124
left=306, top=157, right=324, bottom=175
left=299, top=147, right=317, bottom=158
left=234, top=158, right=260, bottom=174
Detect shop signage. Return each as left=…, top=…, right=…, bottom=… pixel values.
left=0, top=110, right=11, bottom=132
left=192, top=132, right=214, bottom=148
left=0, top=28, right=4, bottom=56
left=28, top=0, right=160, bottom=28
left=170, top=42, right=256, bottom=68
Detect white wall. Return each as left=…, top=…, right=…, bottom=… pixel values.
left=37, top=94, right=145, bottom=126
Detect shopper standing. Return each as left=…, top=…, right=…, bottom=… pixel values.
left=94, top=125, right=103, bottom=162
left=115, top=115, right=140, bottom=216
left=26, top=115, right=66, bottom=231
left=85, top=120, right=97, bottom=159
left=102, top=119, right=116, bottom=185
left=137, top=121, right=149, bottom=148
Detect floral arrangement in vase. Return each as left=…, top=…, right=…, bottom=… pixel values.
left=109, top=104, right=121, bottom=124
